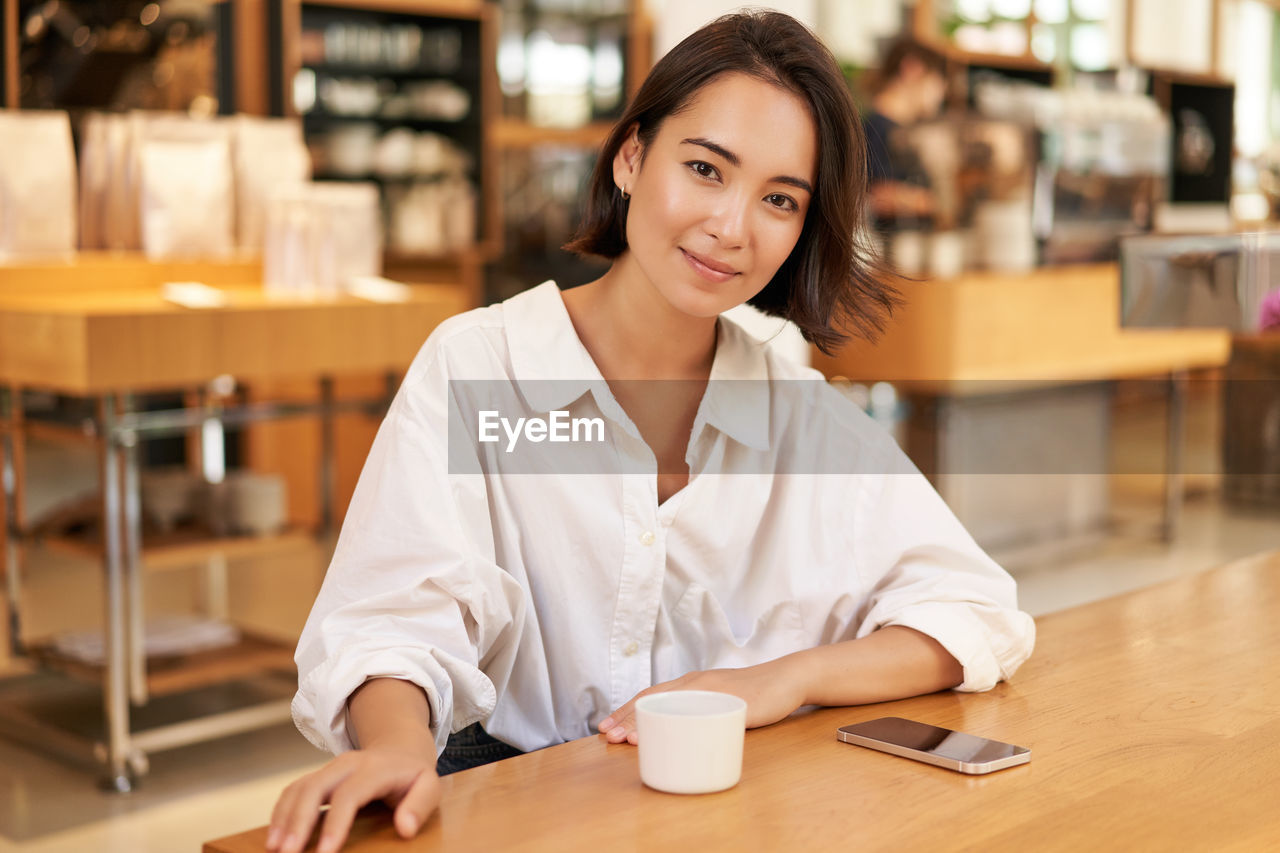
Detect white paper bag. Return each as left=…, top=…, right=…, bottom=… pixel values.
left=232, top=115, right=311, bottom=252
left=139, top=136, right=235, bottom=258
left=0, top=109, right=78, bottom=258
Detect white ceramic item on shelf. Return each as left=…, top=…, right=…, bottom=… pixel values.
left=891, top=230, right=927, bottom=277
left=226, top=472, right=288, bottom=537
left=140, top=467, right=197, bottom=533
left=326, top=123, right=378, bottom=176
left=928, top=230, right=967, bottom=279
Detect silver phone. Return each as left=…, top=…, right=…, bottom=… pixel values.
left=837, top=717, right=1030, bottom=775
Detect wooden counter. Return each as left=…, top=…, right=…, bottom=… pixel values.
left=0, top=252, right=265, bottom=295
left=0, top=279, right=467, bottom=394
left=812, top=264, right=1231, bottom=384
left=205, top=549, right=1280, bottom=852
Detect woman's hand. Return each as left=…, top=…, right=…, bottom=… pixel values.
left=597, top=659, right=807, bottom=744
left=266, top=743, right=440, bottom=853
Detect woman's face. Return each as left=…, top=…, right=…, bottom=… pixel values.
left=613, top=72, right=818, bottom=319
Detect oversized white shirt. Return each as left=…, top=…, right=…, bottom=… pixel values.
left=292, top=281, right=1036, bottom=756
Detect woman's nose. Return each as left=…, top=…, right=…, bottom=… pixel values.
left=704, top=194, right=749, bottom=248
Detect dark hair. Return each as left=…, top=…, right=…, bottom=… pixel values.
left=875, top=38, right=947, bottom=93
left=563, top=9, right=899, bottom=355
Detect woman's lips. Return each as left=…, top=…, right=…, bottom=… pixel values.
left=680, top=248, right=738, bottom=283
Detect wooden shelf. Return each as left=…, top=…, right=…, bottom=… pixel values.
left=299, top=0, right=484, bottom=19
left=1146, top=68, right=1233, bottom=88
left=30, top=632, right=296, bottom=697
left=491, top=118, right=613, bottom=150
left=943, top=46, right=1053, bottom=73
left=302, top=111, right=475, bottom=130
left=42, top=525, right=317, bottom=573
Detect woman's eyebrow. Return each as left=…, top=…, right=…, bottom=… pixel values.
left=680, top=137, right=813, bottom=194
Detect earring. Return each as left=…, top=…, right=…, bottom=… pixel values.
left=620, top=185, right=630, bottom=200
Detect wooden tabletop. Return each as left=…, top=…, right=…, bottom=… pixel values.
left=205, top=550, right=1280, bottom=852
left=0, top=276, right=468, bottom=394
left=812, top=264, right=1232, bottom=386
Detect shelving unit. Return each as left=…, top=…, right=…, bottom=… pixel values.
left=486, top=0, right=651, bottom=301
left=270, top=0, right=499, bottom=306
left=0, top=255, right=469, bottom=790
left=41, top=524, right=315, bottom=575
left=30, top=633, right=296, bottom=698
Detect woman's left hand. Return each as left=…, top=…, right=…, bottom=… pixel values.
left=596, top=659, right=807, bottom=745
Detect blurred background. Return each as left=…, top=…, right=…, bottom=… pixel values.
left=1, top=2, right=1279, bottom=850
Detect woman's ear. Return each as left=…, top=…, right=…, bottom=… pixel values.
left=612, top=123, right=643, bottom=193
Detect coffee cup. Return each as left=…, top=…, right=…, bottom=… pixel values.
left=635, top=690, right=746, bottom=795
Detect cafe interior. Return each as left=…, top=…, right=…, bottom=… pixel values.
left=1, top=0, right=1279, bottom=850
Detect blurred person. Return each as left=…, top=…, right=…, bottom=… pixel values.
left=862, top=38, right=949, bottom=228
left=267, top=12, right=1034, bottom=853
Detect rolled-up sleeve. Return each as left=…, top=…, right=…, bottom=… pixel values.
left=852, top=447, right=1036, bottom=692
left=291, top=345, right=527, bottom=756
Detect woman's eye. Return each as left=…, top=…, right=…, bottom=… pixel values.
left=767, top=193, right=798, bottom=212
left=687, top=161, right=718, bottom=180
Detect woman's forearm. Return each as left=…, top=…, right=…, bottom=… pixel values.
left=778, top=626, right=964, bottom=708
left=347, top=677, right=437, bottom=757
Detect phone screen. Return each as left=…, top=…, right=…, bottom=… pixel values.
left=841, top=717, right=1028, bottom=764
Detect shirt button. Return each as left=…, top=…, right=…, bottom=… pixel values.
left=623, top=641, right=639, bottom=657
left=639, top=530, right=655, bottom=546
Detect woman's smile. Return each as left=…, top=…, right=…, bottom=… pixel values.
left=680, top=247, right=740, bottom=283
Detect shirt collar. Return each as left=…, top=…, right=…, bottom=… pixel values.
left=504, top=281, right=772, bottom=451
left=699, top=317, right=772, bottom=452
left=504, top=281, right=601, bottom=414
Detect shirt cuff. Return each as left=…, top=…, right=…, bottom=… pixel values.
left=878, top=601, right=1035, bottom=693
left=292, top=647, right=498, bottom=757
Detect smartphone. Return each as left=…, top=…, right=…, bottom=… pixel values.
left=837, top=717, right=1030, bottom=775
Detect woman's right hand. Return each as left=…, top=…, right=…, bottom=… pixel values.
left=266, top=743, right=441, bottom=853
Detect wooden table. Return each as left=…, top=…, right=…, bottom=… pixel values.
left=0, top=256, right=468, bottom=790
left=206, top=550, right=1280, bottom=852
left=0, top=282, right=467, bottom=394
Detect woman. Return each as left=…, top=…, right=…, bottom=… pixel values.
left=268, top=11, right=1034, bottom=853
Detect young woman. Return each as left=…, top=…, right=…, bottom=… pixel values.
left=268, top=11, right=1034, bottom=853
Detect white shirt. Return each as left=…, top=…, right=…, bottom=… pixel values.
left=292, top=281, right=1035, bottom=756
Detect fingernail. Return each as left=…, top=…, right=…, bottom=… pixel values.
left=282, top=834, right=299, bottom=853
left=266, top=827, right=280, bottom=849
left=601, top=716, right=615, bottom=730
left=317, top=837, right=336, bottom=853
left=403, top=817, right=418, bottom=835
left=608, top=726, right=626, bottom=739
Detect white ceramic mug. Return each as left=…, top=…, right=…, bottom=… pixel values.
left=226, top=472, right=288, bottom=537
left=635, top=690, right=746, bottom=795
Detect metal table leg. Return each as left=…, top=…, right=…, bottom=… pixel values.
left=99, top=393, right=134, bottom=792
left=1163, top=371, right=1188, bottom=543
left=2, top=386, right=25, bottom=658
left=319, top=377, right=335, bottom=539
left=119, top=393, right=148, bottom=708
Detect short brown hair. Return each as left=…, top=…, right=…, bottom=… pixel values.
left=563, top=10, right=898, bottom=355
left=875, top=38, right=947, bottom=93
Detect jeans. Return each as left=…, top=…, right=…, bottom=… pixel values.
left=436, top=722, right=524, bottom=776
